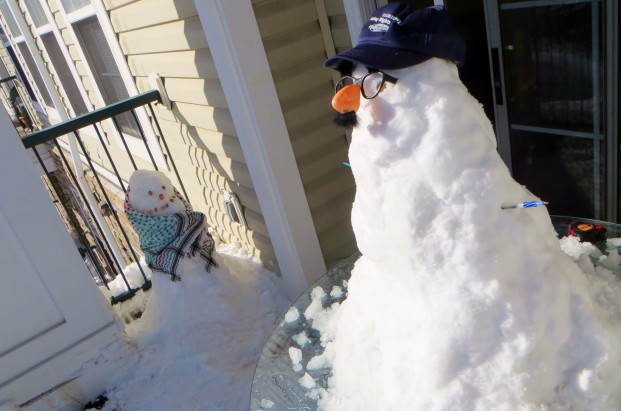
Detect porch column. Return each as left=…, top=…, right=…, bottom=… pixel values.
left=195, top=0, right=327, bottom=299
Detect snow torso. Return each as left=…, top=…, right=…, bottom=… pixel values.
left=320, top=58, right=621, bottom=410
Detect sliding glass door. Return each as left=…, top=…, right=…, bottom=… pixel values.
left=486, top=0, right=616, bottom=220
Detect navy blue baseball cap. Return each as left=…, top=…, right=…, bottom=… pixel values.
left=324, top=3, right=465, bottom=70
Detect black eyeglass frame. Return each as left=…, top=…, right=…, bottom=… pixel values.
left=334, top=71, right=399, bottom=99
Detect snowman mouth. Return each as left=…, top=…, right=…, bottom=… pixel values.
left=333, top=111, right=358, bottom=129
left=142, top=195, right=178, bottom=215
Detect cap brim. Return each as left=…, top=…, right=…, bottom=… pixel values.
left=324, top=44, right=431, bottom=70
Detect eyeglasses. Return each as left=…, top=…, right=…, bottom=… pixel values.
left=334, top=71, right=398, bottom=99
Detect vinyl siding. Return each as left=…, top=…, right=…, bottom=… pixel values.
left=323, top=0, right=353, bottom=54
left=103, top=0, right=278, bottom=271
left=253, top=0, right=357, bottom=268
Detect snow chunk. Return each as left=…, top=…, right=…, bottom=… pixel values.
left=310, top=286, right=326, bottom=301
left=607, top=238, right=621, bottom=247
left=288, top=346, right=302, bottom=365
left=304, top=298, right=324, bottom=320
left=107, top=259, right=152, bottom=297
left=330, top=286, right=343, bottom=298
left=308, top=387, right=327, bottom=401
left=298, top=373, right=316, bottom=389
left=307, top=352, right=331, bottom=370
left=578, top=369, right=593, bottom=391
left=559, top=235, right=598, bottom=260
left=292, top=331, right=311, bottom=348
left=284, top=307, right=300, bottom=323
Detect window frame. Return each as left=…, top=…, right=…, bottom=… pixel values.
left=0, top=0, right=53, bottom=117
left=57, top=0, right=166, bottom=168
left=2, top=0, right=166, bottom=167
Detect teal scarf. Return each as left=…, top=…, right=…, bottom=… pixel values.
left=124, top=189, right=216, bottom=281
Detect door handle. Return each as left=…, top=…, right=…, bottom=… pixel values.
left=491, top=47, right=504, bottom=106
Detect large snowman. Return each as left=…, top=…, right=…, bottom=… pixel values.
left=320, top=4, right=621, bottom=410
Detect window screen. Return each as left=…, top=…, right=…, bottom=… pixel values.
left=0, top=58, right=11, bottom=97
left=0, top=0, right=21, bottom=36
left=41, top=32, right=87, bottom=115
left=73, top=16, right=138, bottom=136
left=23, top=0, right=48, bottom=28
left=4, top=44, right=37, bottom=101
left=16, top=42, right=53, bottom=107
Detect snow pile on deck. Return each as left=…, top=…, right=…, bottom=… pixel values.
left=99, top=243, right=290, bottom=411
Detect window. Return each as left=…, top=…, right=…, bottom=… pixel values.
left=40, top=32, right=87, bottom=115
left=16, top=42, right=52, bottom=107
left=0, top=0, right=53, bottom=109
left=23, top=0, right=48, bottom=28
left=73, top=16, right=139, bottom=136
left=0, top=0, right=21, bottom=37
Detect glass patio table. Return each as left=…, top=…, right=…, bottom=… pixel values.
left=249, top=252, right=360, bottom=411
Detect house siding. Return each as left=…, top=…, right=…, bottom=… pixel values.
left=102, top=0, right=279, bottom=272
left=253, top=0, right=357, bottom=267
left=323, top=0, right=353, bottom=54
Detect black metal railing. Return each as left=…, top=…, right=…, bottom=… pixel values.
left=20, top=90, right=187, bottom=304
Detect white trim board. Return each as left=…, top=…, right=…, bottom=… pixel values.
left=195, top=0, right=327, bottom=299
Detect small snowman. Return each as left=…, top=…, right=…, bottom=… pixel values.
left=124, top=169, right=216, bottom=281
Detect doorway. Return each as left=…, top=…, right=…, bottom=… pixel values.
left=485, top=0, right=618, bottom=220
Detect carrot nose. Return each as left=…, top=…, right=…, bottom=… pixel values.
left=332, top=84, right=361, bottom=114
left=159, top=194, right=165, bottom=200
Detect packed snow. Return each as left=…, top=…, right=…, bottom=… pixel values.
left=95, top=243, right=289, bottom=411
left=292, top=57, right=621, bottom=411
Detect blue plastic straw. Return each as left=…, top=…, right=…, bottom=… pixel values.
left=502, top=201, right=548, bottom=210
left=343, top=162, right=351, bottom=168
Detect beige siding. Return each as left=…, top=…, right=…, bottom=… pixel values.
left=104, top=0, right=278, bottom=273
left=254, top=0, right=357, bottom=268
left=324, top=0, right=353, bottom=54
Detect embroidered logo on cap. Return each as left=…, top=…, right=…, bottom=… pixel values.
left=367, top=13, right=401, bottom=33
left=369, top=23, right=389, bottom=32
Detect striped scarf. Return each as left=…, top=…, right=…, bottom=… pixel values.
left=124, top=188, right=216, bottom=281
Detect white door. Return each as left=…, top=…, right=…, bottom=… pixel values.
left=0, top=108, right=118, bottom=406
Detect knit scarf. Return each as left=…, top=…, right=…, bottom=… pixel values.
left=124, top=188, right=216, bottom=281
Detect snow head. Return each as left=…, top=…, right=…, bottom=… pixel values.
left=325, top=3, right=465, bottom=130
left=318, top=3, right=621, bottom=410
left=128, top=170, right=186, bottom=216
